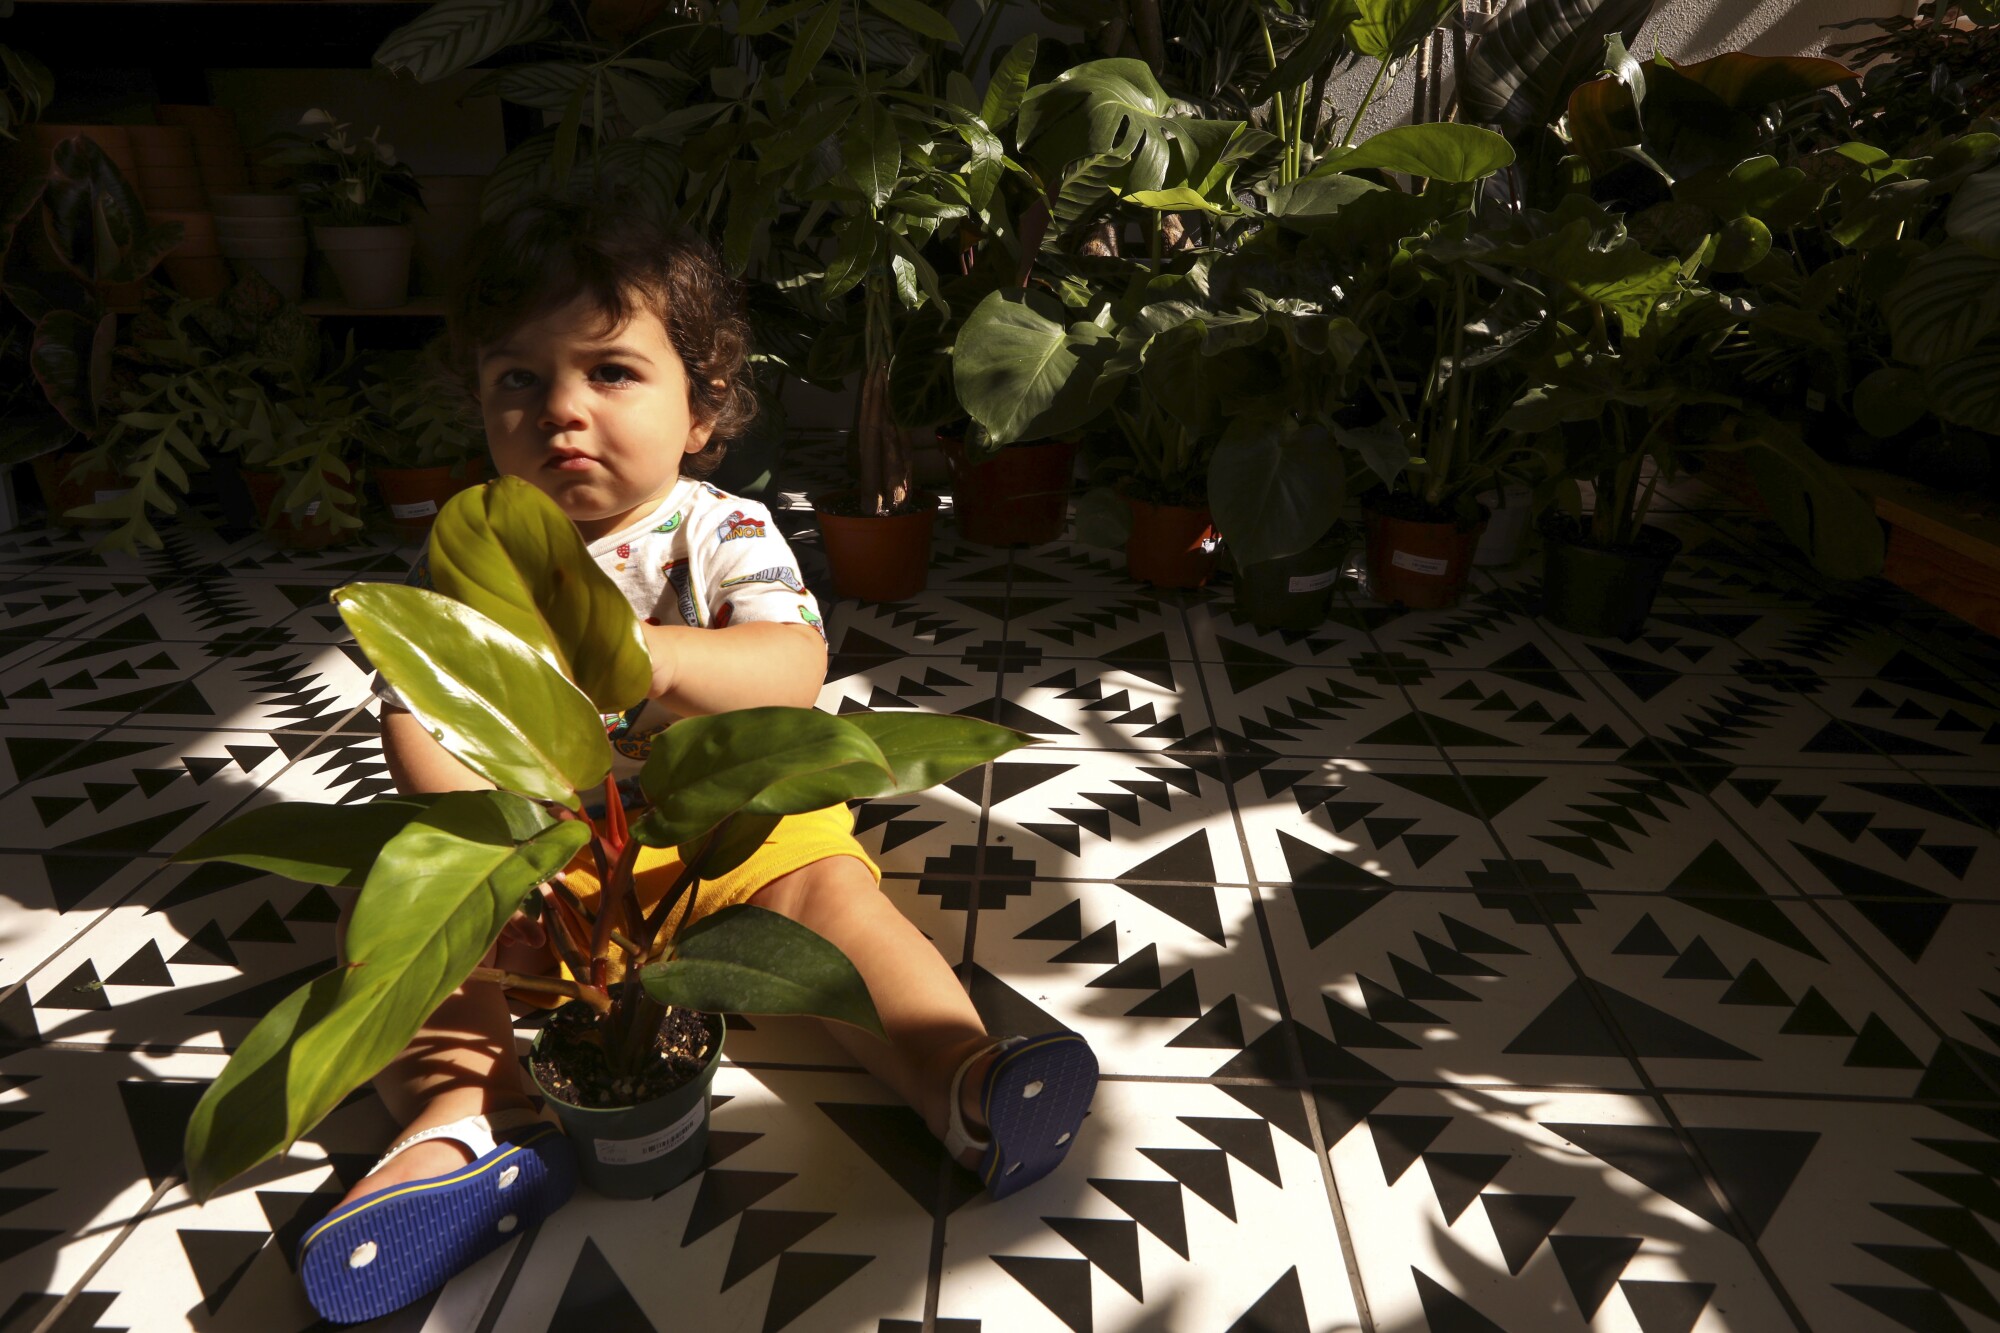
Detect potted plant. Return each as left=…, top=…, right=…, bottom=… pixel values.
left=356, top=346, right=489, bottom=539
left=262, top=108, right=425, bottom=308
left=172, top=477, right=1030, bottom=1206
left=1, top=133, right=183, bottom=528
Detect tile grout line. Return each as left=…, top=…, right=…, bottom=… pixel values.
left=1188, top=583, right=1377, bottom=1333
left=28, top=1176, right=179, bottom=1333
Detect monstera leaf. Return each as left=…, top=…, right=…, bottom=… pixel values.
left=1016, top=60, right=1193, bottom=202
left=953, top=288, right=1122, bottom=446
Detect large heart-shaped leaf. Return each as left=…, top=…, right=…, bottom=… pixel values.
left=174, top=795, right=444, bottom=886
left=335, top=582, right=611, bottom=805
left=1459, top=0, right=1656, bottom=135
left=182, top=791, right=587, bottom=1200
left=426, top=477, right=652, bottom=714
left=1927, top=342, right=2000, bottom=434
left=1320, top=123, right=1516, bottom=182
left=1208, top=408, right=1343, bottom=566
left=841, top=712, right=1034, bottom=793
left=642, top=904, right=884, bottom=1036
left=1346, top=0, right=1458, bottom=61
left=1884, top=241, right=2000, bottom=367
left=952, top=288, right=1121, bottom=446
left=1946, top=167, right=2000, bottom=259
left=634, top=707, right=893, bottom=849
left=373, top=0, right=552, bottom=83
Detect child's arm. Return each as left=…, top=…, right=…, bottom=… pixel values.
left=380, top=706, right=497, bottom=794
left=643, top=621, right=827, bottom=716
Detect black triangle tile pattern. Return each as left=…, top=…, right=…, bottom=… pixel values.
left=10, top=456, right=2000, bottom=1330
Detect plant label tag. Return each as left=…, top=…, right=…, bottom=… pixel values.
left=288, top=500, right=322, bottom=518
left=390, top=500, right=438, bottom=519
left=1287, top=569, right=1339, bottom=593
left=1389, top=550, right=1449, bottom=577
left=1805, top=389, right=1827, bottom=412
left=94, top=489, right=132, bottom=504
left=592, top=1098, right=705, bottom=1165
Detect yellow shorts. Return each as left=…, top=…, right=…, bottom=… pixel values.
left=515, top=802, right=879, bottom=1006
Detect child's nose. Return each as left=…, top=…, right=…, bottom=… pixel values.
left=538, top=380, right=590, bottom=433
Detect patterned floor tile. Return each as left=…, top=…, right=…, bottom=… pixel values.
left=215, top=537, right=421, bottom=582
left=1552, top=893, right=1946, bottom=1098
left=977, top=747, right=1249, bottom=889
left=1001, top=657, right=1213, bottom=753
left=1236, top=758, right=1521, bottom=894
left=1707, top=768, right=2000, bottom=904
left=935, top=1077, right=1361, bottom=1332
left=488, top=1067, right=935, bottom=1333
left=0, top=573, right=169, bottom=648
left=965, top=879, right=1282, bottom=1080
left=821, top=594, right=1011, bottom=658
left=817, top=650, right=1000, bottom=724
left=145, top=642, right=375, bottom=735
left=847, top=776, right=984, bottom=882
left=0, top=1046, right=223, bottom=1326
left=1461, top=760, right=1802, bottom=897
left=1819, top=899, right=2000, bottom=1084
left=1003, top=586, right=1198, bottom=663
left=1194, top=660, right=1424, bottom=759
left=1261, top=885, right=1640, bottom=1090
left=1665, top=1092, right=2000, bottom=1332
left=1325, top=1084, right=1792, bottom=1332
left=0, top=853, right=164, bottom=996
left=1180, top=584, right=1378, bottom=667
left=1006, top=540, right=1138, bottom=591
left=0, top=636, right=234, bottom=727
left=1804, top=671, right=2000, bottom=773
left=1392, top=665, right=1660, bottom=762
left=0, top=522, right=250, bottom=577
left=1361, top=581, right=1591, bottom=671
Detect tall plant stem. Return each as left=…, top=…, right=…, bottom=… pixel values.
left=1339, top=59, right=1390, bottom=148
left=1257, top=16, right=1295, bottom=183
left=470, top=967, right=610, bottom=1012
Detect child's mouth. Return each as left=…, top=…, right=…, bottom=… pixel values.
left=549, top=455, right=596, bottom=472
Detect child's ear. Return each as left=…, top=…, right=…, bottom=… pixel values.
left=685, top=378, right=729, bottom=454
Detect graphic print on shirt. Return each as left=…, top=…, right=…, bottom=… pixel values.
left=720, top=566, right=806, bottom=595
left=717, top=509, right=766, bottom=542
left=798, top=604, right=824, bottom=639
left=654, top=510, right=683, bottom=534
left=712, top=601, right=735, bottom=629
left=662, top=558, right=702, bottom=627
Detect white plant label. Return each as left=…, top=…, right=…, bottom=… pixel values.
left=288, top=500, right=322, bottom=518
left=390, top=500, right=438, bottom=519
left=1389, top=550, right=1449, bottom=577
left=1287, top=569, right=1340, bottom=593
left=1805, top=389, right=1827, bottom=412
left=592, top=1098, right=705, bottom=1165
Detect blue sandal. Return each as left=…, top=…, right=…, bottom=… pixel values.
left=946, top=1032, right=1099, bottom=1199
left=298, top=1110, right=577, bottom=1324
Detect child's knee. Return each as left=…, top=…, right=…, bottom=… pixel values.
left=750, top=855, right=879, bottom=923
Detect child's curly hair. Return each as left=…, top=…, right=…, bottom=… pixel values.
left=441, top=186, right=755, bottom=480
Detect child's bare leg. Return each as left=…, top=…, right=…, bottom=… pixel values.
left=750, top=856, right=999, bottom=1160
left=331, top=962, right=536, bottom=1209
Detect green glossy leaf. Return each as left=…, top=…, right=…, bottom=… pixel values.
left=1264, top=173, right=1384, bottom=224
left=1335, top=420, right=1413, bottom=490
left=1742, top=428, right=1885, bottom=582
left=182, top=791, right=586, bottom=1200
left=1459, top=0, right=1655, bottom=135
left=1016, top=59, right=1187, bottom=198
left=952, top=288, right=1122, bottom=446
left=862, top=0, right=958, bottom=44
left=374, top=0, right=551, bottom=84
left=1946, top=168, right=2000, bottom=259
left=1927, top=343, right=2000, bottom=434
left=1319, top=123, right=1515, bottom=182
left=642, top=904, right=884, bottom=1036
left=687, top=812, right=784, bottom=879
left=1709, top=215, right=1771, bottom=273
left=981, top=34, right=1038, bottom=132
left=1884, top=241, right=2000, bottom=367
left=841, top=712, right=1034, bottom=793
left=843, top=101, right=901, bottom=212
left=1346, top=0, right=1457, bottom=60
left=1252, top=0, right=1358, bottom=104
left=335, top=582, right=610, bottom=805
left=634, top=706, right=893, bottom=849
left=425, top=478, right=652, bottom=714
left=786, top=1, right=842, bottom=100
left=173, top=795, right=443, bottom=886
left=1208, top=409, right=1343, bottom=566
left=1852, top=366, right=1927, bottom=439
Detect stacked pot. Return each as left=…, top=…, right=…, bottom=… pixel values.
left=125, top=124, right=206, bottom=212
left=212, top=192, right=306, bottom=302
left=157, top=105, right=250, bottom=195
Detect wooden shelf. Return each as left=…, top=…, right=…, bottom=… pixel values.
left=300, top=296, right=447, bottom=317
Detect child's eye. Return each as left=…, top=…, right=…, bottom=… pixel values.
left=495, top=369, right=533, bottom=390
left=596, top=364, right=638, bottom=384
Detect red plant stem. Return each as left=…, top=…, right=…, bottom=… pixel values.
left=589, top=836, right=643, bottom=987
left=539, top=878, right=599, bottom=983
left=469, top=966, right=610, bottom=1013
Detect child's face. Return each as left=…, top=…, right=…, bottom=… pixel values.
left=475, top=295, right=711, bottom=542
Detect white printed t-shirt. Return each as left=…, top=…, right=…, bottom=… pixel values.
left=374, top=476, right=825, bottom=784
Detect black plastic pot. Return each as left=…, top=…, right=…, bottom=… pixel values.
left=1540, top=521, right=1684, bottom=640
left=531, top=1014, right=724, bottom=1198
left=1233, top=534, right=1348, bottom=631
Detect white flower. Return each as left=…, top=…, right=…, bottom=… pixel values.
left=299, top=107, right=336, bottom=127
left=345, top=180, right=367, bottom=206
left=374, top=141, right=397, bottom=166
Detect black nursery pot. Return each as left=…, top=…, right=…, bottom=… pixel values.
left=1540, top=520, right=1684, bottom=640
left=1233, top=535, right=1348, bottom=632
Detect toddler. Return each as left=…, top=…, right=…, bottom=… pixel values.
left=298, top=189, right=1097, bottom=1324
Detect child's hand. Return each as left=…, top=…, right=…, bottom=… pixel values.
left=642, top=621, right=679, bottom=701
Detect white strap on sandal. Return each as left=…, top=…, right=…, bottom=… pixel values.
left=943, top=1037, right=1027, bottom=1162
left=367, top=1108, right=545, bottom=1178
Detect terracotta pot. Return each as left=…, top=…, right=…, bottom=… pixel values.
left=944, top=436, right=1077, bottom=546
left=163, top=254, right=232, bottom=299
left=812, top=490, right=938, bottom=602
left=1361, top=500, right=1488, bottom=610
left=242, top=468, right=354, bottom=549
left=312, top=224, right=415, bottom=308
left=32, top=125, right=134, bottom=175
left=375, top=459, right=489, bottom=539
left=210, top=191, right=298, bottom=218
left=126, top=124, right=194, bottom=167
left=217, top=216, right=305, bottom=241
left=30, top=452, right=126, bottom=528
left=411, top=174, right=487, bottom=296
left=1124, top=494, right=1219, bottom=588
left=153, top=209, right=218, bottom=254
